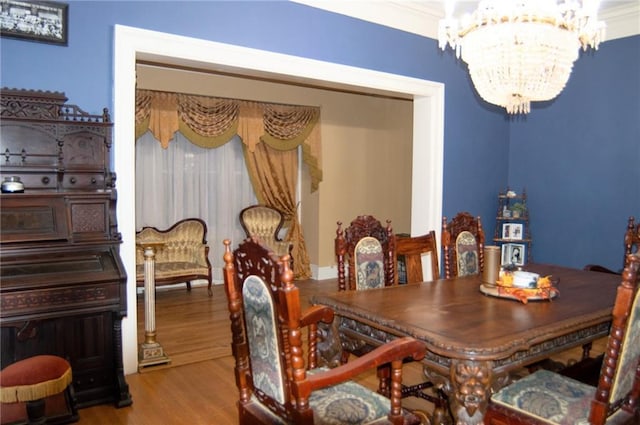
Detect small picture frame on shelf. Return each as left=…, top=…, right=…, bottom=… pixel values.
left=0, top=0, right=68, bottom=45
left=501, top=243, right=526, bottom=266
left=502, top=223, right=523, bottom=240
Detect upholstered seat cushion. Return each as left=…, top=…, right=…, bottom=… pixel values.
left=491, top=369, right=595, bottom=425
left=0, top=355, right=72, bottom=403
left=309, top=377, right=397, bottom=424
left=135, top=262, right=210, bottom=281
left=249, top=368, right=414, bottom=425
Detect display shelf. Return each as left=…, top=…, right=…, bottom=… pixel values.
left=493, top=188, right=532, bottom=266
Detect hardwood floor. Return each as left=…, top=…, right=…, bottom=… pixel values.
left=77, top=280, right=604, bottom=424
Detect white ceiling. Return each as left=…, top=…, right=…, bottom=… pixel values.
left=293, top=1, right=640, bottom=41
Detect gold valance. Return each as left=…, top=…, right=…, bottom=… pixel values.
left=135, top=89, right=322, bottom=192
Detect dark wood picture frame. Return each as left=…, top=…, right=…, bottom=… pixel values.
left=0, top=0, right=68, bottom=45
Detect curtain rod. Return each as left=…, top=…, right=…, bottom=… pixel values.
left=136, top=59, right=412, bottom=103
left=136, top=86, right=319, bottom=110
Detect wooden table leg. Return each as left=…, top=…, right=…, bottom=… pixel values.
left=448, top=359, right=492, bottom=425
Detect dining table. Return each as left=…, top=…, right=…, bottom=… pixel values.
left=310, top=263, right=621, bottom=425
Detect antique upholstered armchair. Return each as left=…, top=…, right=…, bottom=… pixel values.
left=239, top=204, right=292, bottom=258
left=441, top=212, right=485, bottom=279
left=222, top=238, right=426, bottom=425
left=135, top=218, right=213, bottom=296
left=395, top=232, right=440, bottom=284
left=584, top=216, right=639, bottom=274
left=335, top=215, right=396, bottom=292
left=484, top=254, right=640, bottom=425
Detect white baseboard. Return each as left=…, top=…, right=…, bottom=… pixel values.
left=312, top=264, right=338, bottom=281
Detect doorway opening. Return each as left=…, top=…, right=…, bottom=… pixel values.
left=114, top=24, right=444, bottom=374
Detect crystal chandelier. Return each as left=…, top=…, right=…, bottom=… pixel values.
left=438, top=1, right=605, bottom=114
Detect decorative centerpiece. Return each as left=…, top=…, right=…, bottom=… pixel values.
left=480, top=268, right=559, bottom=303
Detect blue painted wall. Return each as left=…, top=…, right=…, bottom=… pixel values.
left=1, top=1, right=637, bottom=270
left=509, top=36, right=640, bottom=270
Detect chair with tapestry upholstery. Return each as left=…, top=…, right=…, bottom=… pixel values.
left=395, top=231, right=440, bottom=284
left=221, top=238, right=426, bottom=425
left=239, top=204, right=292, bottom=258
left=441, top=212, right=485, bottom=279
left=335, top=215, right=396, bottom=292
left=584, top=216, right=639, bottom=275
left=484, top=254, right=640, bottom=425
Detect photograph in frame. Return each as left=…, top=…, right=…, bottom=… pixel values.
left=0, top=0, right=68, bottom=45
left=502, top=223, right=523, bottom=240
left=501, top=243, right=526, bottom=266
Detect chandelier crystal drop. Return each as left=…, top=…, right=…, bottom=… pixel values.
left=438, top=1, right=606, bottom=114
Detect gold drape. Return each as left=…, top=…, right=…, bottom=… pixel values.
left=243, top=143, right=311, bottom=279
left=135, top=89, right=318, bottom=279
left=135, top=89, right=322, bottom=191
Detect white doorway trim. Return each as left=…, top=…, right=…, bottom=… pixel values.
left=113, top=24, right=444, bottom=374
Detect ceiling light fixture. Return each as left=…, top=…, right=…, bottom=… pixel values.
left=438, top=1, right=605, bottom=114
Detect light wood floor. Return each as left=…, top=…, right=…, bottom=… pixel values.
left=78, top=281, right=603, bottom=424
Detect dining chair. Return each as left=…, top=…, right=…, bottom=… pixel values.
left=441, top=212, right=485, bottom=279
left=393, top=232, right=451, bottom=422
left=584, top=216, right=639, bottom=275
left=221, top=238, right=427, bottom=425
left=239, top=204, right=292, bottom=258
left=394, top=232, right=440, bottom=284
left=484, top=254, right=640, bottom=425
left=335, top=215, right=396, bottom=292
left=577, top=216, right=639, bottom=364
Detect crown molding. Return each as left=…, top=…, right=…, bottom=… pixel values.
left=600, top=3, right=640, bottom=41
left=292, top=1, right=639, bottom=41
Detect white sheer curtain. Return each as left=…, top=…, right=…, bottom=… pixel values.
left=135, top=131, right=257, bottom=282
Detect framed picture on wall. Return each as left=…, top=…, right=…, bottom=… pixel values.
left=501, top=243, right=526, bottom=267
left=502, top=223, right=523, bottom=240
left=0, top=0, right=68, bottom=45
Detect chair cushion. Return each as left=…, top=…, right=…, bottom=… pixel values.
left=246, top=368, right=410, bottom=425
left=490, top=369, right=595, bottom=425
left=309, top=377, right=394, bottom=425
left=0, top=355, right=72, bottom=403
left=136, top=262, right=210, bottom=280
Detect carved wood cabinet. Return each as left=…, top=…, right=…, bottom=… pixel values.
left=0, top=89, right=131, bottom=409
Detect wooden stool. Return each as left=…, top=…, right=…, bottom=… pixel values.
left=0, top=355, right=77, bottom=425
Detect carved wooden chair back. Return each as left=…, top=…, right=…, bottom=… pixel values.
left=484, top=254, right=640, bottom=425
left=624, top=216, right=639, bottom=264
left=239, top=204, right=291, bottom=257
left=335, top=215, right=396, bottom=291
left=585, top=216, right=639, bottom=275
left=441, top=212, right=485, bottom=279
left=395, top=232, right=440, bottom=284
left=222, top=238, right=426, bottom=425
